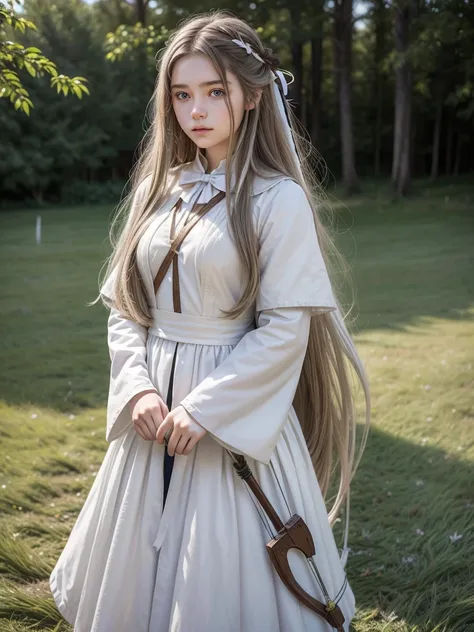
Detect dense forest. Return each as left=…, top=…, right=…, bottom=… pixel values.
left=1, top=0, right=473, bottom=204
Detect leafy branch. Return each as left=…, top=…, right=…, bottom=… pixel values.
left=0, top=3, right=89, bottom=115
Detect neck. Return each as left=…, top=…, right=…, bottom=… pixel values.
left=204, top=142, right=228, bottom=173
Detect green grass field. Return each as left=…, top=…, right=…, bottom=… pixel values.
left=0, top=179, right=473, bottom=631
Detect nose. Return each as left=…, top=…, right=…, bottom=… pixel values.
left=191, top=101, right=207, bottom=119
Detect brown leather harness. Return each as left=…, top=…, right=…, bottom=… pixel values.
left=153, top=190, right=346, bottom=631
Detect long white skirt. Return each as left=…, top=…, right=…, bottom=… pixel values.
left=50, top=331, right=356, bottom=631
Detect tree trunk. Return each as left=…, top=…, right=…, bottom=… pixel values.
left=445, top=117, right=453, bottom=175
left=373, top=0, right=386, bottom=177
left=135, top=0, right=147, bottom=26
left=334, top=0, right=358, bottom=194
left=310, top=21, right=324, bottom=149
left=289, top=6, right=304, bottom=122
left=454, top=133, right=462, bottom=175
left=430, top=97, right=442, bottom=181
left=392, top=0, right=416, bottom=196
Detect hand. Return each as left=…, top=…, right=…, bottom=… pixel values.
left=129, top=390, right=169, bottom=441
left=156, top=405, right=208, bottom=457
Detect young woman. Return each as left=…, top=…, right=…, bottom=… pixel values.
left=50, top=10, right=370, bottom=632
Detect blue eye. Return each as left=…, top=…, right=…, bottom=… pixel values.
left=174, top=89, right=226, bottom=101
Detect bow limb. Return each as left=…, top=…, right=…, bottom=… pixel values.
left=229, top=452, right=346, bottom=631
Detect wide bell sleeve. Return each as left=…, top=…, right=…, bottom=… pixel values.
left=104, top=306, right=158, bottom=442
left=99, top=176, right=159, bottom=442
left=180, top=307, right=311, bottom=463
left=179, top=180, right=338, bottom=463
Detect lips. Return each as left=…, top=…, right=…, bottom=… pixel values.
left=192, top=127, right=212, bottom=131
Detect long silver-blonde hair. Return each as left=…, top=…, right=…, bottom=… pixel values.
left=95, top=10, right=370, bottom=533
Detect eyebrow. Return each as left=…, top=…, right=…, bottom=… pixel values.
left=171, top=79, right=230, bottom=89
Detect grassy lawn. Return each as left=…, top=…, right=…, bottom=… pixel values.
left=0, top=179, right=473, bottom=631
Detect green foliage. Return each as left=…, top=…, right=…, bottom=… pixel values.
left=0, top=1, right=89, bottom=114
left=0, top=0, right=154, bottom=203
left=60, top=179, right=127, bottom=206
left=104, top=21, right=168, bottom=62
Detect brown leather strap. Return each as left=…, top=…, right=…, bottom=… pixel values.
left=170, top=198, right=182, bottom=312
left=153, top=190, right=226, bottom=302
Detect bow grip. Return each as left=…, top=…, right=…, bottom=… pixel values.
left=266, top=514, right=345, bottom=630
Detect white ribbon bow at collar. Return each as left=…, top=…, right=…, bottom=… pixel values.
left=178, top=154, right=238, bottom=204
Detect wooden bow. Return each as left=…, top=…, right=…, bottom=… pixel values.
left=228, top=452, right=347, bottom=631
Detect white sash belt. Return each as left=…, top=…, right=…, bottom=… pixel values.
left=148, top=307, right=255, bottom=346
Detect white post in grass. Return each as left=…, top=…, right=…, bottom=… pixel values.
left=36, top=215, right=41, bottom=245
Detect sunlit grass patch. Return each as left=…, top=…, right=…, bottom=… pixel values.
left=0, top=183, right=473, bottom=631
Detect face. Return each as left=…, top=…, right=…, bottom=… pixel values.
left=170, top=54, right=256, bottom=160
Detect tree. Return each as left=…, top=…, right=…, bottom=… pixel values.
left=391, top=0, right=417, bottom=196
left=333, top=0, right=359, bottom=194
left=0, top=0, right=89, bottom=114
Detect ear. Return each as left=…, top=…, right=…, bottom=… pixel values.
left=245, top=87, right=263, bottom=111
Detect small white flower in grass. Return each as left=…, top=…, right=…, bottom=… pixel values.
left=452, top=408, right=456, bottom=413
left=424, top=384, right=431, bottom=391
left=68, top=414, right=75, bottom=420
left=50, top=503, right=55, bottom=507
left=381, top=611, right=398, bottom=623
left=421, top=437, right=429, bottom=445
left=89, top=416, right=95, bottom=421
left=1, top=484, right=6, bottom=489
left=76, top=492, right=81, bottom=497
left=12, top=533, right=20, bottom=538
left=449, top=532, right=463, bottom=543
left=402, top=555, right=416, bottom=564
left=387, top=491, right=392, bottom=497
left=426, top=416, right=433, bottom=422
left=31, top=413, right=37, bottom=419
left=382, top=355, right=388, bottom=361
left=416, top=529, right=424, bottom=536
left=415, top=479, right=425, bottom=487
left=39, top=552, right=44, bottom=556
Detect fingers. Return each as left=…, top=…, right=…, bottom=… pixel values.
left=159, top=398, right=169, bottom=418
left=166, top=426, right=180, bottom=457
left=182, top=436, right=198, bottom=456
left=133, top=417, right=155, bottom=441
left=173, top=434, right=190, bottom=457
left=156, top=413, right=173, bottom=445
left=156, top=408, right=204, bottom=456
left=130, top=392, right=169, bottom=441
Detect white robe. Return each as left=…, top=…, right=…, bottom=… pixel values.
left=49, top=148, right=356, bottom=631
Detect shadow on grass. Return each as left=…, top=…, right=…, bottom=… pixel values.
left=340, top=425, right=474, bottom=631
left=0, top=423, right=472, bottom=631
